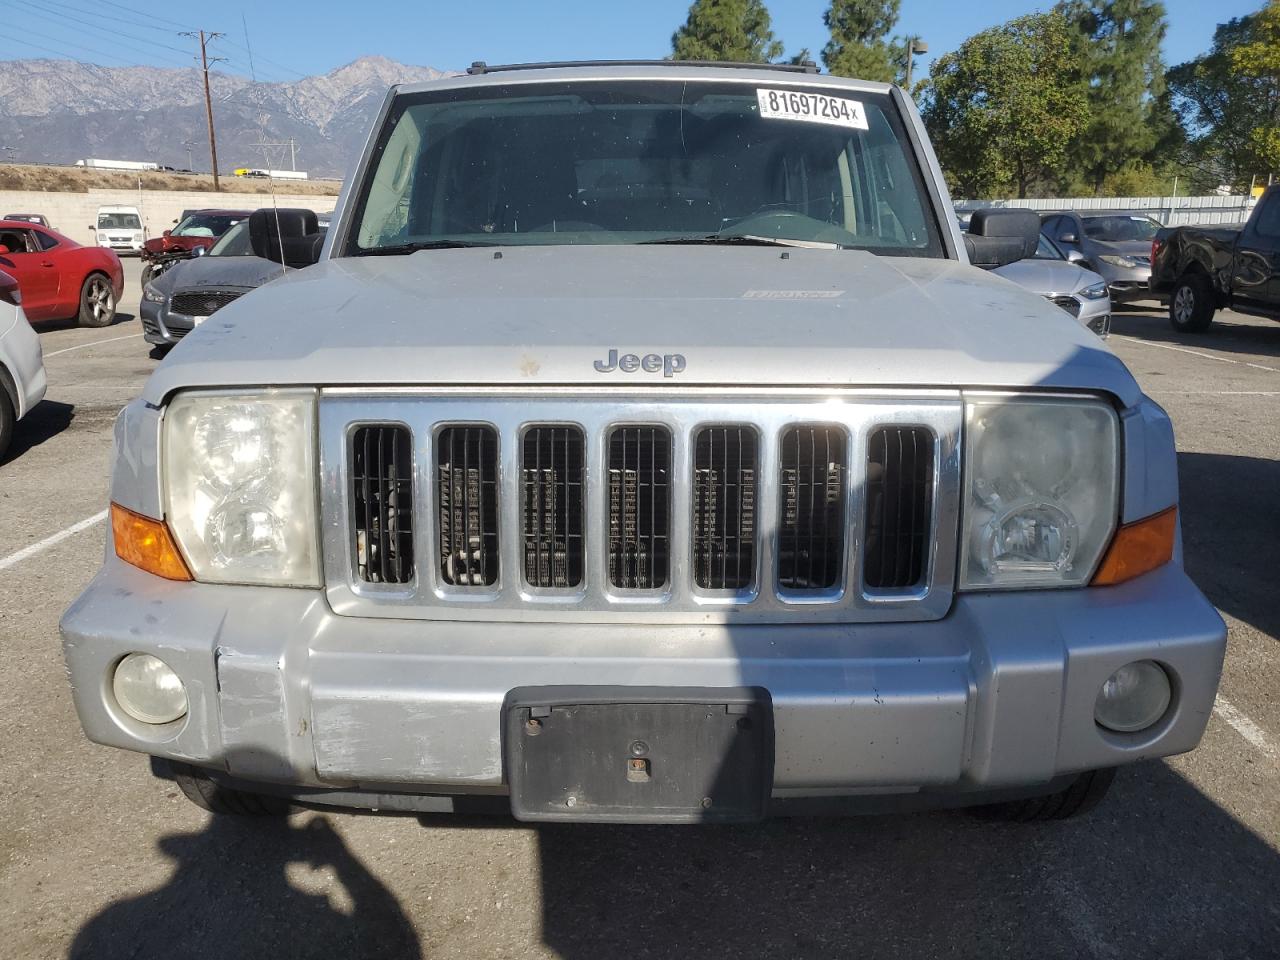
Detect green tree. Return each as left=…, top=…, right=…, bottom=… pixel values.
left=1058, top=0, right=1171, bottom=193
left=920, top=12, right=1089, bottom=198
left=822, top=0, right=902, bottom=83
left=671, top=0, right=784, bottom=63
left=1168, top=1, right=1280, bottom=191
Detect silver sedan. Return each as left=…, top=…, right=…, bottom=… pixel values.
left=995, top=232, right=1112, bottom=337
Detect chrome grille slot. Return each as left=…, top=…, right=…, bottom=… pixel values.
left=692, top=426, right=758, bottom=591
left=864, top=426, right=934, bottom=589
left=350, top=425, right=415, bottom=584
left=607, top=426, right=671, bottom=589
left=437, top=426, right=499, bottom=586
left=521, top=426, right=585, bottom=588
left=778, top=425, right=847, bottom=590
left=1047, top=294, right=1081, bottom=318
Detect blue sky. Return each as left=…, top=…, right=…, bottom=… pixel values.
left=0, top=0, right=1265, bottom=82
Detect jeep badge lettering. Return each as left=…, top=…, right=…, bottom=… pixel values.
left=594, top=349, right=686, bottom=378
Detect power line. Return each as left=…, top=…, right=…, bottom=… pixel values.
left=0, top=20, right=144, bottom=66
left=19, top=4, right=193, bottom=67
left=32, top=0, right=193, bottom=55
left=82, top=0, right=196, bottom=33
left=0, top=29, right=127, bottom=66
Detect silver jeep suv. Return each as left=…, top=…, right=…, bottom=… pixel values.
left=61, top=61, right=1225, bottom=824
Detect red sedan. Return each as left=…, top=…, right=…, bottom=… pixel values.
left=0, top=219, right=125, bottom=326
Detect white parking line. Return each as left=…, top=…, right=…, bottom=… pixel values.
left=1214, top=696, right=1278, bottom=761
left=1114, top=335, right=1280, bottom=373
left=43, top=333, right=143, bottom=358
left=0, top=510, right=107, bottom=573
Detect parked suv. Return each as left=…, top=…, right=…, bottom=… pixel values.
left=1041, top=210, right=1161, bottom=303
left=62, top=62, right=1225, bottom=825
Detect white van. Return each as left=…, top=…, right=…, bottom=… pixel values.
left=94, top=205, right=145, bottom=254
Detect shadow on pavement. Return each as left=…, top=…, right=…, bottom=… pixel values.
left=1111, top=308, right=1280, bottom=361
left=1179, top=451, right=1280, bottom=641
left=537, top=761, right=1280, bottom=958
left=68, top=812, right=421, bottom=960
left=32, top=311, right=137, bottom=333
left=1, top=398, right=73, bottom=465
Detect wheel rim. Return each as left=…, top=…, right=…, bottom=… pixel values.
left=87, top=278, right=114, bottom=323
left=1173, top=285, right=1194, bottom=323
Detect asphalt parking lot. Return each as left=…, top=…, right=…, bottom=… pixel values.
left=1, top=259, right=1277, bottom=959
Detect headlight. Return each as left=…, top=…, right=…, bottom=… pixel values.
left=960, top=397, right=1119, bottom=589
left=1097, top=255, right=1137, bottom=268
left=163, top=390, right=319, bottom=586
left=1080, top=281, right=1108, bottom=300
left=142, top=282, right=166, bottom=303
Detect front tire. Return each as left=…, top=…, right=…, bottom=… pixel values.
left=77, top=272, right=116, bottom=327
left=1169, top=275, right=1215, bottom=333
left=970, top=768, right=1116, bottom=822
left=170, top=761, right=293, bottom=817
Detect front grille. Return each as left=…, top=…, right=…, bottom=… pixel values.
left=864, top=427, right=934, bottom=589
left=778, top=426, right=847, bottom=590
left=1048, top=294, right=1081, bottom=318
left=350, top=425, right=415, bottom=584
left=607, top=426, right=671, bottom=589
left=437, top=426, right=499, bottom=586
left=331, top=396, right=959, bottom=623
left=692, top=426, right=758, bottom=591
left=521, top=426, right=585, bottom=588
left=171, top=289, right=242, bottom=317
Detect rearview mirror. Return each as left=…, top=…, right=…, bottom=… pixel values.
left=965, top=209, right=1041, bottom=269
left=248, top=208, right=322, bottom=268
left=191, top=246, right=207, bottom=258
left=1058, top=232, right=1078, bottom=245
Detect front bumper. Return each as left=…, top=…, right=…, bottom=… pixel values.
left=61, top=556, right=1226, bottom=810
left=139, top=299, right=196, bottom=345
left=0, top=307, right=47, bottom=419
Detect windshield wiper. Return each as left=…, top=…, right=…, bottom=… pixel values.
left=354, top=239, right=498, bottom=256
left=639, top=233, right=843, bottom=250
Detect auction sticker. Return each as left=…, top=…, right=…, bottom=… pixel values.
left=756, top=88, right=868, bottom=130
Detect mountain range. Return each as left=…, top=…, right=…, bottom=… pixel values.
left=0, top=56, right=449, bottom=179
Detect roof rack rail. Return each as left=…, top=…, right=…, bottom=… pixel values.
left=467, top=59, right=820, bottom=76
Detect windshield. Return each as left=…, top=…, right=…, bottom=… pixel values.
left=174, top=213, right=243, bottom=237
left=1083, top=215, right=1160, bottom=242
left=98, top=213, right=141, bottom=230
left=1033, top=232, right=1065, bottom=260
left=207, top=221, right=254, bottom=257
left=349, top=80, right=942, bottom=257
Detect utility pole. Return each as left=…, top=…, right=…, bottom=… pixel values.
left=182, top=139, right=195, bottom=172
left=182, top=30, right=225, bottom=191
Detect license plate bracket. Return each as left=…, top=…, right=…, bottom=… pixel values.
left=504, top=686, right=774, bottom=823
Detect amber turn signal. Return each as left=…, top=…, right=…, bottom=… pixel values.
left=1091, top=506, right=1177, bottom=587
left=111, top=503, right=192, bottom=581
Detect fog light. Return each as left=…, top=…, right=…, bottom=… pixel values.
left=112, top=653, right=188, bottom=725
left=1095, top=660, right=1170, bottom=733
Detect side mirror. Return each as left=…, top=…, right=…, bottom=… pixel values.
left=162, top=229, right=171, bottom=238
left=1065, top=249, right=1085, bottom=264
left=248, top=208, right=322, bottom=268
left=1058, top=232, right=1078, bottom=245
left=191, top=246, right=207, bottom=258
left=965, top=209, right=1041, bottom=269
left=0, top=245, right=9, bottom=256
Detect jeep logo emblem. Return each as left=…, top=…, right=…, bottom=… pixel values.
left=593, top=349, right=686, bottom=378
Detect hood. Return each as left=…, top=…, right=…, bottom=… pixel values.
left=1088, top=238, right=1152, bottom=260
left=147, top=246, right=1140, bottom=407
left=992, top=259, right=1103, bottom=297
left=153, top=254, right=289, bottom=295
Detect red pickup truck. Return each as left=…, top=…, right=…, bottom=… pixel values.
left=140, top=209, right=251, bottom=285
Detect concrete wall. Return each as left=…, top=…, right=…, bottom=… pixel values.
left=0, top=187, right=337, bottom=244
